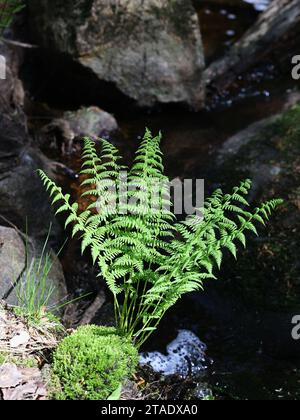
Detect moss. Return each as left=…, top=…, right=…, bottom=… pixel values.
left=0, top=352, right=38, bottom=368
left=0, top=353, right=6, bottom=365
left=51, top=325, right=139, bottom=400
left=214, top=104, right=300, bottom=310
left=274, top=104, right=300, bottom=150
left=15, top=357, right=38, bottom=369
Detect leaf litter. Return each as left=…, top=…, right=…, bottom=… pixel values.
left=0, top=301, right=61, bottom=400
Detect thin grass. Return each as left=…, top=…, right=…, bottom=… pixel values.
left=13, top=224, right=91, bottom=326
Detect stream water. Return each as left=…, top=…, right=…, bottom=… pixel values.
left=22, top=0, right=300, bottom=400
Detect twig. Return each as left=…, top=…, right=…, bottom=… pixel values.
left=3, top=38, right=38, bottom=49
left=79, top=291, right=106, bottom=326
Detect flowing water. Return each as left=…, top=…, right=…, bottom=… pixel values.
left=243, top=0, right=272, bottom=12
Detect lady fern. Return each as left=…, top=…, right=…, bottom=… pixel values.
left=39, top=130, right=282, bottom=347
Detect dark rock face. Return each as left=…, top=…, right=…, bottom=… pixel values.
left=0, top=44, right=59, bottom=239
left=0, top=139, right=59, bottom=238
left=28, top=0, right=205, bottom=109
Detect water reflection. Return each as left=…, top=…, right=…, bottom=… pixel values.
left=243, top=0, right=272, bottom=12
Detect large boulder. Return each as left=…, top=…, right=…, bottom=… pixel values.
left=28, top=0, right=205, bottom=109
left=0, top=226, right=67, bottom=312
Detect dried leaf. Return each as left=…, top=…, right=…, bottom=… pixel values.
left=0, top=364, right=22, bottom=388
left=0, top=366, right=48, bottom=400
left=10, top=331, right=31, bottom=348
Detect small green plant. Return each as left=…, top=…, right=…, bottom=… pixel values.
left=13, top=228, right=62, bottom=325
left=0, top=0, right=24, bottom=37
left=13, top=228, right=86, bottom=326
left=39, top=130, right=282, bottom=347
left=0, top=352, right=38, bottom=368
left=15, top=253, right=58, bottom=324
left=0, top=352, right=6, bottom=365
left=51, top=326, right=138, bottom=400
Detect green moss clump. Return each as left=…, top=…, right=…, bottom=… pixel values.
left=51, top=325, right=138, bottom=400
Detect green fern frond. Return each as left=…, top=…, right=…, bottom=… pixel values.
left=39, top=131, right=282, bottom=348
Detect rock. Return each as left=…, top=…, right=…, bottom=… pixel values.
left=207, top=103, right=300, bottom=314
left=0, top=41, right=60, bottom=239
left=0, top=42, right=25, bottom=112
left=0, top=137, right=60, bottom=238
left=0, top=226, right=67, bottom=313
left=204, top=0, right=300, bottom=93
left=63, top=107, right=118, bottom=139
left=186, top=381, right=214, bottom=400
left=41, top=107, right=118, bottom=154
left=28, top=0, right=205, bottom=109
left=0, top=227, right=25, bottom=299
left=0, top=40, right=24, bottom=115
left=140, top=330, right=208, bottom=378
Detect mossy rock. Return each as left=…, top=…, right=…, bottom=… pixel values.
left=209, top=104, right=300, bottom=311
left=51, top=326, right=138, bottom=400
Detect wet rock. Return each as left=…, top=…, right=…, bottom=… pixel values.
left=28, top=0, right=205, bottom=109
left=186, top=382, right=213, bottom=400
left=140, top=330, right=208, bottom=378
left=0, top=226, right=67, bottom=312
left=205, top=0, right=300, bottom=93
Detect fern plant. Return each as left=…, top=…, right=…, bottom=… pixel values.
left=39, top=130, right=282, bottom=348
left=0, top=0, right=23, bottom=37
